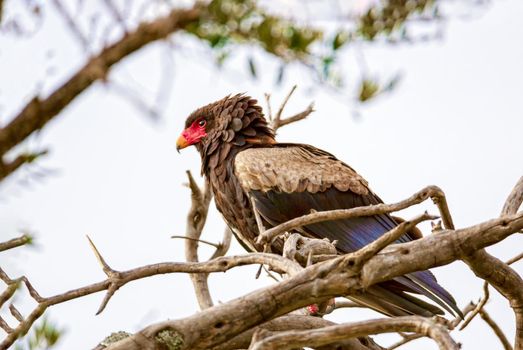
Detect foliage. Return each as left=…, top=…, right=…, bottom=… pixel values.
left=14, top=318, right=63, bottom=350
left=186, top=0, right=322, bottom=62
left=358, top=0, right=438, bottom=40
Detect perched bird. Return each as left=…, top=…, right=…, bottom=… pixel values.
left=176, top=94, right=460, bottom=317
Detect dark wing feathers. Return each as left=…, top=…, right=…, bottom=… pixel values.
left=234, top=144, right=460, bottom=317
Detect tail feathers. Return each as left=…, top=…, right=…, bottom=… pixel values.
left=347, top=284, right=442, bottom=317
left=406, top=273, right=463, bottom=318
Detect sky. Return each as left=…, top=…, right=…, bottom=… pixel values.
left=1, top=0, right=522, bottom=349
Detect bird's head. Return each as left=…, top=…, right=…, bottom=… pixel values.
left=176, top=94, right=275, bottom=161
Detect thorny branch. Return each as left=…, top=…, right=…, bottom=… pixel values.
left=2, top=179, right=522, bottom=349
left=2, top=79, right=521, bottom=348
left=0, top=248, right=301, bottom=349
left=103, top=195, right=523, bottom=349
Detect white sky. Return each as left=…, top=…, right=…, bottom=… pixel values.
left=1, top=1, right=522, bottom=349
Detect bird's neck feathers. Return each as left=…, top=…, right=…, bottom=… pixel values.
left=199, top=94, right=276, bottom=178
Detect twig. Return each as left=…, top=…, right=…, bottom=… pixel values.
left=353, top=212, right=437, bottom=267
left=388, top=302, right=477, bottom=349
left=264, top=93, right=273, bottom=121
left=257, top=185, right=448, bottom=245
left=51, top=0, right=90, bottom=51
left=248, top=316, right=458, bottom=350
left=268, top=85, right=315, bottom=132
left=276, top=102, right=315, bottom=129
left=209, top=227, right=233, bottom=260
left=459, top=282, right=489, bottom=330
left=86, top=236, right=123, bottom=315
left=0, top=234, right=32, bottom=252
left=171, top=235, right=221, bottom=249
left=101, top=0, right=127, bottom=32
left=9, top=304, right=23, bottom=322
left=272, top=84, right=297, bottom=128
left=333, top=300, right=362, bottom=309
left=479, top=309, right=513, bottom=350
left=211, top=315, right=383, bottom=350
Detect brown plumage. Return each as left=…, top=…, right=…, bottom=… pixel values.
left=177, top=94, right=461, bottom=318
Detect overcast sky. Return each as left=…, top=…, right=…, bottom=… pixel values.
left=1, top=1, right=522, bottom=349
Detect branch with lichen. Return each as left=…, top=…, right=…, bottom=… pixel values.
left=100, top=183, right=523, bottom=350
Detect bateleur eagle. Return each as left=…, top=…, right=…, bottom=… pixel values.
left=176, top=93, right=461, bottom=318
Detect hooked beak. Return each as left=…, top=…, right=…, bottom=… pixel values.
left=176, top=134, right=190, bottom=153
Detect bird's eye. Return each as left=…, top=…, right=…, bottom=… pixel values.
left=198, top=119, right=206, bottom=127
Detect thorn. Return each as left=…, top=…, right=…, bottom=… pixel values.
left=86, top=235, right=115, bottom=277
left=96, top=283, right=119, bottom=315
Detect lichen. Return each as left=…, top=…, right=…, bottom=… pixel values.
left=99, top=331, right=132, bottom=346
left=155, top=328, right=184, bottom=350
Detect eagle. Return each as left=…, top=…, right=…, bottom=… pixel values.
left=176, top=93, right=460, bottom=317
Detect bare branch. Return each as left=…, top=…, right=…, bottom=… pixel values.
left=0, top=150, right=48, bottom=182
left=248, top=316, right=458, bottom=350
left=212, top=315, right=384, bottom=350
left=502, top=176, right=523, bottom=216
left=264, top=93, right=273, bottom=121
left=479, top=309, right=513, bottom=350
left=268, top=85, right=315, bottom=131
left=276, top=102, right=315, bottom=129
left=0, top=5, right=201, bottom=180
left=459, top=282, right=489, bottom=330
left=0, top=234, right=32, bottom=252
left=184, top=170, right=214, bottom=310
left=51, top=0, right=90, bottom=51
left=272, top=85, right=297, bottom=128
left=257, top=185, right=447, bottom=245
left=209, top=227, right=233, bottom=260
left=9, top=304, right=23, bottom=322
left=0, top=252, right=302, bottom=349
left=387, top=303, right=477, bottom=350
left=101, top=0, right=127, bottom=32
left=459, top=175, right=523, bottom=350
left=171, top=235, right=221, bottom=249
left=105, top=210, right=523, bottom=350
left=354, top=212, right=437, bottom=267
left=334, top=300, right=363, bottom=310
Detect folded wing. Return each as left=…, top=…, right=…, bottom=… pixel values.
left=234, top=144, right=460, bottom=317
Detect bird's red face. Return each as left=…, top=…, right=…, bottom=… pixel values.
left=176, top=117, right=207, bottom=152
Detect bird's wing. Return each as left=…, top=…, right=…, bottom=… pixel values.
left=234, top=144, right=460, bottom=317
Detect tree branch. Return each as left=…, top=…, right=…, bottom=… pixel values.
left=0, top=252, right=302, bottom=349
left=213, top=315, right=384, bottom=350
left=105, top=209, right=523, bottom=350
left=184, top=170, right=214, bottom=310
left=0, top=4, right=201, bottom=180
left=257, top=185, right=447, bottom=245
left=459, top=175, right=523, bottom=350
left=479, top=309, right=513, bottom=350
left=0, top=234, right=33, bottom=252
left=248, top=316, right=457, bottom=350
